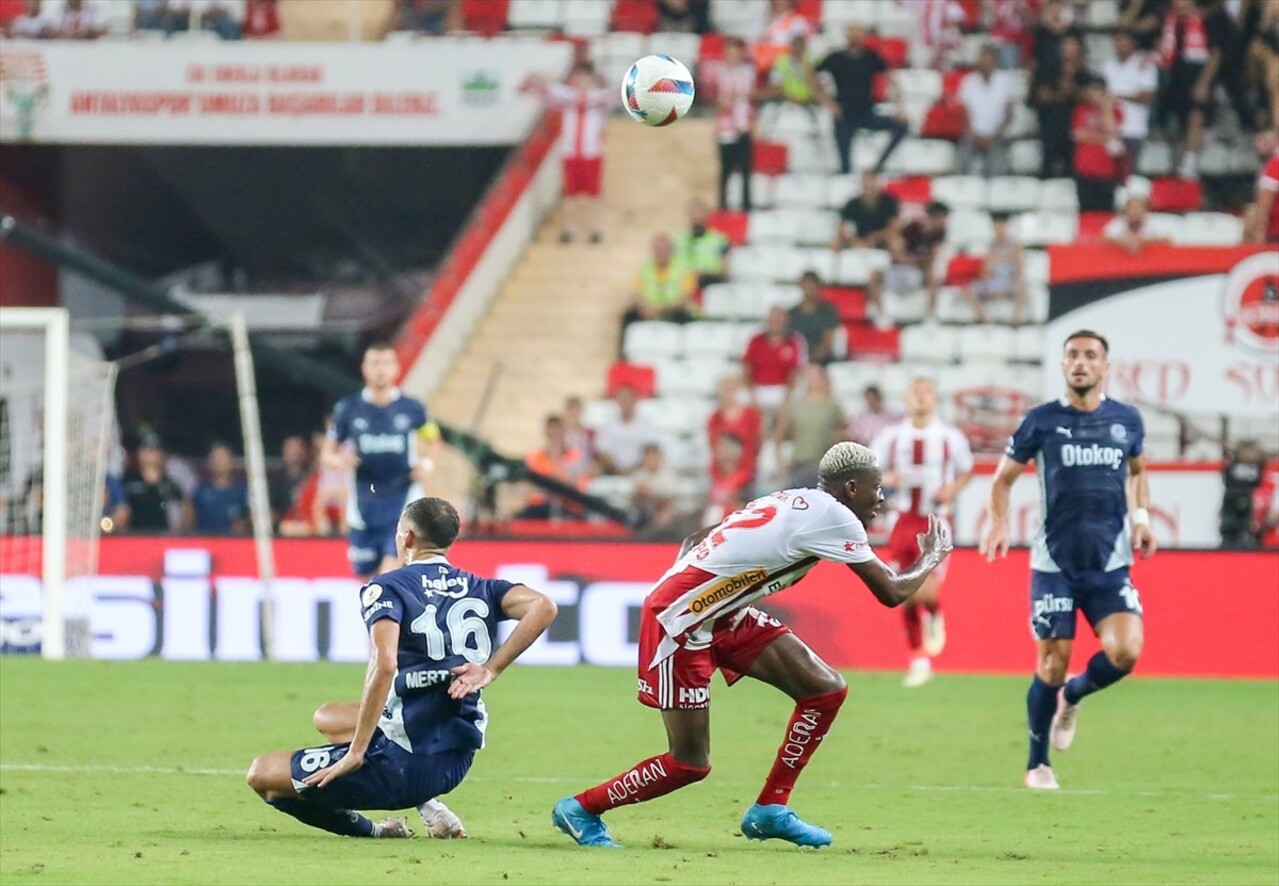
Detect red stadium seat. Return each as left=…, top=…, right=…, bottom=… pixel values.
left=1149, top=177, right=1203, bottom=212
left=708, top=210, right=749, bottom=246
left=821, top=286, right=868, bottom=322
left=872, top=71, right=890, bottom=102
left=607, top=361, right=656, bottom=398
left=843, top=322, right=900, bottom=359
left=866, top=35, right=908, bottom=69
left=1076, top=211, right=1115, bottom=242
left=794, top=0, right=823, bottom=26
left=461, top=0, right=509, bottom=35
left=883, top=175, right=932, bottom=205
left=752, top=140, right=789, bottom=175
left=699, top=33, right=726, bottom=63
left=611, top=0, right=657, bottom=34
left=921, top=97, right=967, bottom=141
left=945, top=253, right=984, bottom=286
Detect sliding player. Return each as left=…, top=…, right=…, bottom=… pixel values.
left=980, top=329, right=1156, bottom=790
left=553, top=442, right=952, bottom=849
left=246, top=498, right=557, bottom=837
left=321, top=342, right=441, bottom=579
left=871, top=377, right=974, bottom=687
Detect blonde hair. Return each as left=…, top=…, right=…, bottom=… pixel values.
left=818, top=441, right=878, bottom=486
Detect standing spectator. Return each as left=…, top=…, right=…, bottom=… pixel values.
left=242, top=0, right=279, bottom=38
left=270, top=434, right=312, bottom=529
left=1245, top=129, right=1279, bottom=243
left=962, top=211, right=1029, bottom=322
left=957, top=45, right=1017, bottom=177
left=707, top=376, right=764, bottom=482
left=561, top=395, right=594, bottom=473
left=1103, top=191, right=1175, bottom=252
left=1030, top=34, right=1088, bottom=179
left=1221, top=441, right=1268, bottom=549
left=754, top=0, right=815, bottom=74
left=988, top=0, right=1037, bottom=69
left=520, top=415, right=586, bottom=519
left=1072, top=75, right=1127, bottom=212
left=704, top=435, right=752, bottom=525
left=675, top=198, right=730, bottom=288
left=788, top=271, right=841, bottom=365
left=767, top=34, right=822, bottom=113
left=715, top=37, right=758, bottom=212
left=1104, top=30, right=1160, bottom=169
left=773, top=365, right=847, bottom=488
left=742, top=306, right=808, bottom=422
left=1029, top=0, right=1082, bottom=74
left=123, top=434, right=186, bottom=533
left=524, top=63, right=611, bottom=243
left=6, top=0, right=55, bottom=37
left=914, top=0, right=967, bottom=70
left=1118, top=0, right=1169, bottom=51
left=868, top=201, right=951, bottom=324
left=657, top=0, right=711, bottom=34
left=192, top=442, right=250, bottom=535
left=619, top=233, right=698, bottom=353
left=848, top=384, right=904, bottom=445
left=1157, top=0, right=1224, bottom=179
left=832, top=170, right=901, bottom=249
left=134, top=0, right=171, bottom=32
left=817, top=24, right=910, bottom=176
left=593, top=386, right=660, bottom=476
left=57, top=0, right=107, bottom=38
left=631, top=443, right=679, bottom=533
left=391, top=0, right=457, bottom=35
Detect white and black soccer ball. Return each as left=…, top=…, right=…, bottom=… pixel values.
left=621, top=54, right=695, bottom=127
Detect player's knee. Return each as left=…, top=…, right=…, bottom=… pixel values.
left=1036, top=653, right=1069, bottom=684
left=246, top=756, right=270, bottom=797
left=813, top=670, right=847, bottom=699
left=1107, top=641, right=1141, bottom=671
left=312, top=703, right=336, bottom=734
left=669, top=753, right=712, bottom=778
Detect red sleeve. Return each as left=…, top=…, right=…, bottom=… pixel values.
left=742, top=335, right=762, bottom=368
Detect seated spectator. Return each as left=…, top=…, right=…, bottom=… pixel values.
left=707, top=376, right=764, bottom=481
left=192, top=442, right=250, bottom=535
left=593, top=386, right=660, bottom=476
left=705, top=435, right=752, bottom=525
left=270, top=434, right=312, bottom=532
left=742, top=306, right=807, bottom=422
left=773, top=365, right=847, bottom=488
left=848, top=383, right=904, bottom=445
left=134, top=0, right=171, bottom=32
left=1104, top=30, right=1159, bottom=169
left=817, top=24, right=909, bottom=175
left=1072, top=76, right=1127, bottom=212
left=521, top=415, right=586, bottom=520
left=962, top=211, right=1029, bottom=323
left=1103, top=192, right=1174, bottom=253
left=1118, top=0, right=1169, bottom=51
left=957, top=45, right=1017, bottom=178
left=754, top=0, right=815, bottom=73
left=391, top=0, right=456, bottom=35
left=561, top=395, right=594, bottom=473
left=832, top=170, right=900, bottom=250
left=311, top=427, right=348, bottom=535
left=6, top=0, right=56, bottom=38
left=1245, top=129, right=1279, bottom=243
left=1029, top=34, right=1087, bottom=179
left=1157, top=0, right=1226, bottom=179
left=123, top=434, right=186, bottom=533
left=165, top=0, right=242, bottom=38
left=715, top=36, right=758, bottom=213
left=675, top=198, right=730, bottom=288
left=788, top=271, right=841, bottom=365
left=242, top=0, right=280, bottom=38
left=57, top=0, right=107, bottom=38
left=619, top=233, right=697, bottom=353
left=766, top=34, right=822, bottom=112
left=869, top=200, right=950, bottom=324
left=657, top=0, right=711, bottom=33
left=631, top=443, right=679, bottom=533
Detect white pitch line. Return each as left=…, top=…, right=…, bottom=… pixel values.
left=1, top=763, right=1273, bottom=801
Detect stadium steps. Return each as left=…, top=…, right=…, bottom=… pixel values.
left=426, top=117, right=717, bottom=511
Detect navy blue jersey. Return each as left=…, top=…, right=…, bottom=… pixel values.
left=1006, top=396, right=1145, bottom=580
left=330, top=389, right=428, bottom=529
left=359, top=556, right=515, bottom=755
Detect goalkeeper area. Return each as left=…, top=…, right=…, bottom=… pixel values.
left=1, top=660, right=1275, bottom=885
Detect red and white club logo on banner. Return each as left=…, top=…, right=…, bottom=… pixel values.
left=1223, top=252, right=1279, bottom=355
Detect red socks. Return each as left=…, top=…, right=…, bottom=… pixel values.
left=903, top=603, right=923, bottom=653
left=575, top=753, right=710, bottom=815
left=756, top=686, right=849, bottom=807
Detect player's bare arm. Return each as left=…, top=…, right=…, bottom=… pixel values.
left=1126, top=453, right=1157, bottom=559
left=449, top=584, right=558, bottom=698
left=320, top=434, right=359, bottom=470
left=848, top=514, right=953, bottom=607
left=303, top=618, right=398, bottom=790
left=980, top=455, right=1028, bottom=561
left=934, top=466, right=975, bottom=506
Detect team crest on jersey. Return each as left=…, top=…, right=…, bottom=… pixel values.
left=353, top=417, right=369, bottom=431
left=361, top=583, right=383, bottom=606
left=393, top=414, right=412, bottom=431
left=1110, top=423, right=1127, bottom=442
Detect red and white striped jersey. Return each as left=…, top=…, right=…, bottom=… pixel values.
left=646, top=488, right=875, bottom=666
left=871, top=418, right=974, bottom=518
left=546, top=85, right=611, bottom=160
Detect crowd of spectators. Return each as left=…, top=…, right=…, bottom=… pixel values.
left=2, top=0, right=281, bottom=40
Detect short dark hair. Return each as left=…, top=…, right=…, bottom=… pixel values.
left=926, top=200, right=950, bottom=217
left=364, top=340, right=395, bottom=355
left=1064, top=329, right=1109, bottom=355
left=402, top=497, right=460, bottom=550
left=990, top=210, right=1012, bottom=223
left=864, top=384, right=883, bottom=397
left=800, top=270, right=822, bottom=285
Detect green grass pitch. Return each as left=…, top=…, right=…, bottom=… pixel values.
left=1, top=659, right=1275, bottom=885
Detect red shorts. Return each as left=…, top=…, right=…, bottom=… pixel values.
left=637, top=604, right=790, bottom=710
left=562, top=156, right=602, bottom=197
left=885, top=512, right=950, bottom=582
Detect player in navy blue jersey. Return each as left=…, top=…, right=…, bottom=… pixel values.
left=980, top=329, right=1157, bottom=790
left=321, top=343, right=442, bottom=578
left=246, top=497, right=557, bottom=837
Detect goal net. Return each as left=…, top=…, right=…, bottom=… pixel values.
left=0, top=308, right=118, bottom=659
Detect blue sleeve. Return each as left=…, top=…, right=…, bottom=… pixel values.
left=1129, top=409, right=1145, bottom=458
left=413, top=399, right=429, bottom=428
left=473, top=575, right=516, bottom=619
left=360, top=579, right=403, bottom=628
left=1005, top=409, right=1041, bottom=464
left=330, top=398, right=351, bottom=443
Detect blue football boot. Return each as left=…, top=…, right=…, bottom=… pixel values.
left=740, top=803, right=833, bottom=848
left=552, top=797, right=622, bottom=848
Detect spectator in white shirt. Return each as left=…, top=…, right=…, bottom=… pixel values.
left=1103, top=192, right=1174, bottom=254
left=593, top=386, right=661, bottom=476
left=6, top=0, right=56, bottom=38
left=715, top=36, right=759, bottom=211
left=59, top=0, right=107, bottom=38
left=957, top=45, right=1016, bottom=177
left=1103, top=30, right=1159, bottom=169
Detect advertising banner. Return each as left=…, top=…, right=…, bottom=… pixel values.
left=0, top=38, right=570, bottom=145
left=2, top=537, right=1274, bottom=677
left=1045, top=245, right=1278, bottom=417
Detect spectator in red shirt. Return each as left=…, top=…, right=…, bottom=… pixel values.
left=1072, top=76, right=1126, bottom=211
left=707, top=375, right=764, bottom=480
left=1245, top=129, right=1279, bottom=244
left=742, top=306, right=807, bottom=423
left=704, top=434, right=753, bottom=525
left=1156, top=0, right=1225, bottom=179
left=243, top=0, right=280, bottom=38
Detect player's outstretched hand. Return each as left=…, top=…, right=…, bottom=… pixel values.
left=449, top=663, right=497, bottom=698
left=917, top=514, right=953, bottom=564
left=1132, top=523, right=1158, bottom=559
left=303, top=749, right=364, bottom=790
left=980, top=520, right=1010, bottom=562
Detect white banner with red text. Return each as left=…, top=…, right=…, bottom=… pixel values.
left=0, top=38, right=571, bottom=144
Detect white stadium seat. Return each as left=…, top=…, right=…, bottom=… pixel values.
left=822, top=0, right=881, bottom=28
left=1013, top=324, right=1046, bottom=363
left=932, top=176, right=988, bottom=210
left=585, top=475, right=636, bottom=509
left=893, top=69, right=942, bottom=104
left=825, top=174, right=861, bottom=210
left=650, top=32, right=701, bottom=64
left=796, top=211, right=841, bottom=247
left=748, top=210, right=803, bottom=243
left=1015, top=211, right=1077, bottom=246
left=762, top=283, right=805, bottom=310
left=507, top=0, right=564, bottom=29
left=786, top=247, right=838, bottom=282
left=1177, top=212, right=1243, bottom=246
left=728, top=244, right=792, bottom=283
left=710, top=0, right=768, bottom=35
left=827, top=360, right=884, bottom=400
left=835, top=248, right=891, bottom=286
left=877, top=0, right=916, bottom=36
left=985, top=176, right=1042, bottom=214
left=1022, top=249, right=1050, bottom=285
left=1137, top=141, right=1173, bottom=176
left=884, top=291, right=930, bottom=325
left=945, top=210, right=996, bottom=250
left=1009, top=140, right=1042, bottom=176
left=583, top=398, right=620, bottom=430
left=782, top=135, right=837, bottom=174
left=1040, top=178, right=1080, bottom=212
left=935, top=286, right=978, bottom=325
left=562, top=0, right=613, bottom=35
left=956, top=325, right=1016, bottom=362
left=682, top=322, right=739, bottom=359
left=900, top=323, right=960, bottom=364
left=623, top=321, right=683, bottom=361
left=647, top=396, right=712, bottom=438
left=774, top=174, right=831, bottom=208
left=1025, top=282, right=1049, bottom=324
left=1149, top=212, right=1188, bottom=242
left=596, top=32, right=647, bottom=82
left=884, top=140, right=957, bottom=176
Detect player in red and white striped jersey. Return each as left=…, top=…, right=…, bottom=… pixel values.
left=871, top=378, right=973, bottom=687
left=553, top=442, right=952, bottom=850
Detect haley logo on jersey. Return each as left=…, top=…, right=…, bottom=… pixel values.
left=421, top=570, right=470, bottom=599
left=687, top=569, right=767, bottom=615
left=1060, top=443, right=1125, bottom=470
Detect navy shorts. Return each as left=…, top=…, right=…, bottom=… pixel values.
left=1029, top=569, right=1143, bottom=640
left=347, top=524, right=397, bottom=577
left=290, top=730, right=473, bottom=811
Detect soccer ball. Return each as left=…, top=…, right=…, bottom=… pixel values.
left=621, top=55, right=695, bottom=127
